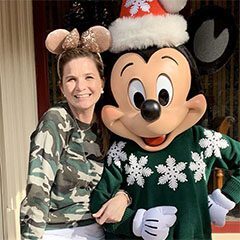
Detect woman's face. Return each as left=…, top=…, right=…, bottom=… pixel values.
left=60, top=57, right=103, bottom=115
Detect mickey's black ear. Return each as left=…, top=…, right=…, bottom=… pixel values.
left=186, top=5, right=237, bottom=75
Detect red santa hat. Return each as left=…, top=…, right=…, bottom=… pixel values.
left=109, top=0, right=189, bottom=53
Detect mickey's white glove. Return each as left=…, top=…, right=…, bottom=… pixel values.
left=133, top=206, right=177, bottom=240
left=208, top=189, right=235, bottom=226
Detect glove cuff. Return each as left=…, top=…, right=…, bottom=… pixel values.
left=211, top=189, right=236, bottom=210
left=133, top=209, right=146, bottom=237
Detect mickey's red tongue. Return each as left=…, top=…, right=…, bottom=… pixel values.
left=143, top=135, right=166, bottom=147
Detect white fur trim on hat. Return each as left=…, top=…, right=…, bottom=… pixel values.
left=109, top=14, right=189, bottom=53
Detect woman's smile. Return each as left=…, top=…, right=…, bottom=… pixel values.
left=74, top=93, right=92, bottom=99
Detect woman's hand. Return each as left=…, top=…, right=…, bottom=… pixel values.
left=92, top=191, right=130, bottom=225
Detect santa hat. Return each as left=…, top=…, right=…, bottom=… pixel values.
left=109, top=0, right=189, bottom=53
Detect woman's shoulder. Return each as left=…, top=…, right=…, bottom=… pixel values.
left=31, top=102, right=74, bottom=141
left=40, top=101, right=73, bottom=126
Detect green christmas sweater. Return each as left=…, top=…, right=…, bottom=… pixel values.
left=91, top=125, right=240, bottom=240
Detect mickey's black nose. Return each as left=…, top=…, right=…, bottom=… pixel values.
left=141, top=99, right=161, bottom=122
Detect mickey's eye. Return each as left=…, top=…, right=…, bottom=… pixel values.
left=157, top=74, right=173, bottom=106
left=128, top=79, right=146, bottom=109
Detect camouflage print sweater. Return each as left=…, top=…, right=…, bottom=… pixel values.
left=20, top=102, right=104, bottom=240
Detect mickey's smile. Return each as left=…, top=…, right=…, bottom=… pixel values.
left=142, top=134, right=167, bottom=147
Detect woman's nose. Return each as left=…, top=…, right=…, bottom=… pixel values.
left=75, top=79, right=86, bottom=90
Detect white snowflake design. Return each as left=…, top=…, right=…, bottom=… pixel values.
left=125, top=154, right=153, bottom=188
left=189, top=151, right=206, bottom=182
left=125, top=0, right=153, bottom=16
left=155, top=156, right=187, bottom=191
left=199, top=129, right=229, bottom=158
left=107, top=141, right=127, bottom=168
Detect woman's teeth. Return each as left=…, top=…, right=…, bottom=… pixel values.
left=74, top=94, right=91, bottom=98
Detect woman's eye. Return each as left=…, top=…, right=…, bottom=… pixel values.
left=86, top=76, right=94, bottom=80
left=157, top=74, right=173, bottom=106
left=128, top=79, right=146, bottom=109
left=66, top=78, right=75, bottom=82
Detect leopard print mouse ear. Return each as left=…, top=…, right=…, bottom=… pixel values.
left=81, top=25, right=112, bottom=53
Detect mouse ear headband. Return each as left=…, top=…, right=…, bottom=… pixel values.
left=45, top=26, right=112, bottom=78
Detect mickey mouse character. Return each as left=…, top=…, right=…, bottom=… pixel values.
left=91, top=1, right=240, bottom=239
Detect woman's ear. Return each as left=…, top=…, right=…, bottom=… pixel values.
left=101, top=78, right=105, bottom=88
left=59, top=81, right=64, bottom=96
left=186, top=5, right=237, bottom=75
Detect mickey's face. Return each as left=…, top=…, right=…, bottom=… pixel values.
left=102, top=48, right=207, bottom=151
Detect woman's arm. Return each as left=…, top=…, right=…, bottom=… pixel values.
left=92, top=190, right=131, bottom=224
left=20, top=116, right=64, bottom=239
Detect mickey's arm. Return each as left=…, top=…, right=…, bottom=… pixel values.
left=220, top=135, right=240, bottom=203
left=90, top=149, right=177, bottom=239
left=90, top=161, right=137, bottom=237
left=208, top=133, right=240, bottom=226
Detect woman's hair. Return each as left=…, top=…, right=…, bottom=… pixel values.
left=58, top=47, right=110, bottom=157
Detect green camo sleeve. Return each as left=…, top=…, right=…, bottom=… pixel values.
left=20, top=115, right=65, bottom=239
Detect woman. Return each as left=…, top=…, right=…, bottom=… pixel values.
left=20, top=27, right=130, bottom=240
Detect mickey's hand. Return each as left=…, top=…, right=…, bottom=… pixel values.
left=133, top=206, right=177, bottom=240
left=208, top=189, right=236, bottom=226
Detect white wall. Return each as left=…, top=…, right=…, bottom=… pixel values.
left=0, top=0, right=38, bottom=239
